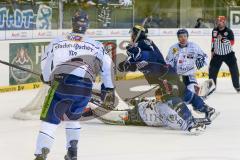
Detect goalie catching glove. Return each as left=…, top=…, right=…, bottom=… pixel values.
left=101, top=84, right=115, bottom=110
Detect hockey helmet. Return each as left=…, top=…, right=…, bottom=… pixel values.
left=177, top=28, right=189, bottom=37
left=72, top=9, right=89, bottom=34
left=130, top=25, right=148, bottom=40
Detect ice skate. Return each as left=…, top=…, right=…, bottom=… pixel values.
left=205, top=106, right=220, bottom=122
left=236, top=88, right=240, bottom=93
left=34, top=148, right=50, bottom=160
left=64, top=140, right=78, bottom=160
left=194, top=117, right=211, bottom=125
left=188, top=123, right=206, bottom=135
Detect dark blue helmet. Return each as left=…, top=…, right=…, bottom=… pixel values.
left=177, top=29, right=189, bottom=37
left=72, top=10, right=89, bottom=34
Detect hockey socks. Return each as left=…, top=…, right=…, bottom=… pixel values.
left=65, top=121, right=80, bottom=160
left=34, top=122, right=58, bottom=156
left=65, top=121, right=81, bottom=149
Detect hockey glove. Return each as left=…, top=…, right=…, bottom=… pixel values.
left=118, top=60, right=130, bottom=72
left=195, top=54, right=205, bottom=69
left=101, top=84, right=115, bottom=110
left=126, top=45, right=141, bottom=60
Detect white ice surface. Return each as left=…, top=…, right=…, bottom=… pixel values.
left=0, top=78, right=240, bottom=160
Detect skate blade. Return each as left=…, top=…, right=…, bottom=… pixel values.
left=188, top=129, right=205, bottom=136
left=188, top=125, right=206, bottom=136
left=64, top=155, right=77, bottom=160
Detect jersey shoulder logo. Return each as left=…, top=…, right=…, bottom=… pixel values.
left=224, top=32, right=228, bottom=36
left=172, top=48, right=178, bottom=54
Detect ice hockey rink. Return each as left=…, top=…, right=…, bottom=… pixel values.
left=0, top=78, right=240, bottom=160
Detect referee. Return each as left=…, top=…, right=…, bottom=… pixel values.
left=209, top=16, right=240, bottom=93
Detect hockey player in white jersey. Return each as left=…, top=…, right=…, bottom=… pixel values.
left=34, top=10, right=115, bottom=160
left=166, top=29, right=211, bottom=95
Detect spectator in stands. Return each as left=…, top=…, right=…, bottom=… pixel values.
left=194, top=18, right=208, bottom=28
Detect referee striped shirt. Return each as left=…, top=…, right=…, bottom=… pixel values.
left=211, top=27, right=234, bottom=55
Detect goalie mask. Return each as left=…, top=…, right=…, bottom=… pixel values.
left=130, top=25, right=148, bottom=41
left=72, top=9, right=89, bottom=34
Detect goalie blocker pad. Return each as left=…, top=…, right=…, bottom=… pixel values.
left=199, top=79, right=216, bottom=98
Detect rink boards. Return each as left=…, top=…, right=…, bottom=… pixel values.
left=0, top=28, right=240, bottom=92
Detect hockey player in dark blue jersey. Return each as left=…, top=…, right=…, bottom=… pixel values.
left=118, top=25, right=219, bottom=125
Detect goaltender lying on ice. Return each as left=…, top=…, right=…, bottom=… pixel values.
left=84, top=84, right=219, bottom=135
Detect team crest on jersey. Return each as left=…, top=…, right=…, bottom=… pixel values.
left=172, top=48, right=178, bottom=54
left=224, top=32, right=228, bottom=36
left=213, top=31, right=218, bottom=37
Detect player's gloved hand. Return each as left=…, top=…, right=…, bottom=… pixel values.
left=119, top=0, right=132, bottom=6
left=126, top=45, right=141, bottom=60
left=195, top=54, right=205, bottom=69
left=118, top=60, right=130, bottom=72
left=101, top=84, right=115, bottom=110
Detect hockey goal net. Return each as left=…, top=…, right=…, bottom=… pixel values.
left=12, top=84, right=49, bottom=120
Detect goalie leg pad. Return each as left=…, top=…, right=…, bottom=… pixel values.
left=168, top=97, right=193, bottom=122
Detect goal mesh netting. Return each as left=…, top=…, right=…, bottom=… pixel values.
left=12, top=84, right=49, bottom=120
left=12, top=83, right=130, bottom=120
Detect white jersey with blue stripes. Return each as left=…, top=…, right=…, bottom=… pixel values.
left=41, top=32, right=114, bottom=88
left=166, top=42, right=208, bottom=76
left=138, top=101, right=190, bottom=130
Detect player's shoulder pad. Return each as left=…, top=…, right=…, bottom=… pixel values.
left=169, top=43, right=179, bottom=54
left=226, top=27, right=233, bottom=33
left=52, top=36, right=65, bottom=44
left=137, top=38, right=154, bottom=51
left=82, top=36, right=102, bottom=49
left=188, top=41, right=199, bottom=48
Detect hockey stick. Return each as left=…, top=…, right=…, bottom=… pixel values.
left=0, top=59, right=106, bottom=98
left=131, top=1, right=159, bottom=45
left=0, top=59, right=41, bottom=76
left=132, top=16, right=152, bottom=45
